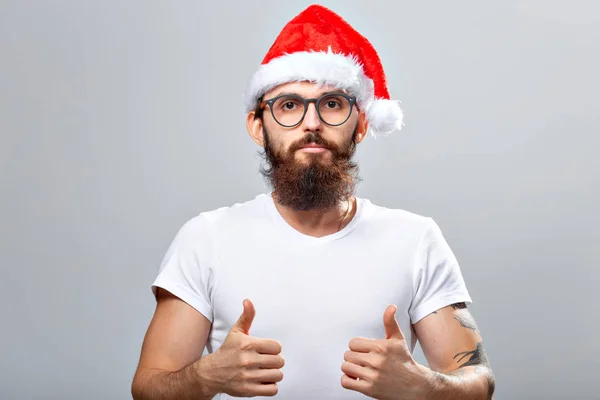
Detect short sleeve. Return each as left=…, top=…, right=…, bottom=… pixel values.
left=408, top=218, right=472, bottom=324
left=151, top=215, right=214, bottom=322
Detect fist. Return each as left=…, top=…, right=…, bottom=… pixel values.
left=341, top=305, right=429, bottom=400
left=201, top=299, right=285, bottom=397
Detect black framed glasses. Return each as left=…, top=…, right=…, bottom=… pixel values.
left=261, top=92, right=357, bottom=127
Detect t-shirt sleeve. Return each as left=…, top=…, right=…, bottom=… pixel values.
left=408, top=218, right=472, bottom=324
left=151, top=215, right=214, bottom=322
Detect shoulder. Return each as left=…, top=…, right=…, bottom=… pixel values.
left=177, top=193, right=271, bottom=235
left=199, top=193, right=271, bottom=224
left=360, top=197, right=437, bottom=238
left=163, top=194, right=270, bottom=257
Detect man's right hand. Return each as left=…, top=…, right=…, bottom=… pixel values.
left=195, top=299, right=285, bottom=398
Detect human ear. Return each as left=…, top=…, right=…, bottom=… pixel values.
left=354, top=111, right=369, bottom=144
left=246, top=111, right=265, bottom=147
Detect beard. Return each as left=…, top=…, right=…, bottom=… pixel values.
left=259, top=125, right=361, bottom=211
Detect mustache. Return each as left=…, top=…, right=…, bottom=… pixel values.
left=288, top=132, right=337, bottom=153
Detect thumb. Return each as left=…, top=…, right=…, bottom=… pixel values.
left=383, top=305, right=404, bottom=340
left=231, top=298, right=255, bottom=335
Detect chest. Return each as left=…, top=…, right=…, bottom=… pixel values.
left=208, top=239, right=417, bottom=349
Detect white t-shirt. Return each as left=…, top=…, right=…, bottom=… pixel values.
left=152, top=193, right=472, bottom=399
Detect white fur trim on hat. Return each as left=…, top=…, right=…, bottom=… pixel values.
left=245, top=48, right=373, bottom=111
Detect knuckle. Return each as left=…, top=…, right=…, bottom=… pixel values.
left=274, top=370, right=284, bottom=382
left=239, top=354, right=253, bottom=368
left=239, top=338, right=253, bottom=352
left=341, top=361, right=351, bottom=373
left=391, top=341, right=405, bottom=351
left=370, top=358, right=383, bottom=370
left=243, top=384, right=257, bottom=397
left=257, top=383, right=278, bottom=397
left=371, top=370, right=380, bottom=382
left=340, top=375, right=350, bottom=388
left=268, top=385, right=279, bottom=396
left=374, top=343, right=386, bottom=354
left=277, top=356, right=285, bottom=368
left=273, top=340, right=283, bottom=353
left=239, top=369, right=251, bottom=381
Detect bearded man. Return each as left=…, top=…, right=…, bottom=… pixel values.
left=132, top=5, right=495, bottom=400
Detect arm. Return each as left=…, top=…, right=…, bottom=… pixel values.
left=413, top=302, right=495, bottom=400
left=131, top=288, right=215, bottom=400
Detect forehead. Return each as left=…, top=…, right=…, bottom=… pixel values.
left=263, top=81, right=348, bottom=99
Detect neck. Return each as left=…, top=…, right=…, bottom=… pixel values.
left=272, top=194, right=356, bottom=238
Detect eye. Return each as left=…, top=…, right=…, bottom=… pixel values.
left=275, top=97, right=303, bottom=111
left=320, top=95, right=348, bottom=111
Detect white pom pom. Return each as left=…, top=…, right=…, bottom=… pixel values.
left=366, top=99, right=404, bottom=137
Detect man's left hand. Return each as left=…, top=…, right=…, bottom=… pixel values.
left=341, top=305, right=434, bottom=399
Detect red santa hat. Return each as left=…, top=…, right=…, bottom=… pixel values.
left=244, top=4, right=403, bottom=137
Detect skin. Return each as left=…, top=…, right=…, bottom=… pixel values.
left=131, top=82, right=495, bottom=399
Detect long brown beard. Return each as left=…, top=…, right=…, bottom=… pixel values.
left=259, top=126, right=361, bottom=211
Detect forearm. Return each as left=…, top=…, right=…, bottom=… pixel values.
left=131, top=362, right=215, bottom=400
left=427, top=365, right=495, bottom=400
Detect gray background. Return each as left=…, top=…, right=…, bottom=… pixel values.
left=1, top=0, right=598, bottom=399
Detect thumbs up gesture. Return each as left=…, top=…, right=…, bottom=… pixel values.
left=341, top=305, right=432, bottom=400
left=199, top=299, right=285, bottom=397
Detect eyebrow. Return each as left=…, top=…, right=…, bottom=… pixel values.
left=270, top=89, right=347, bottom=98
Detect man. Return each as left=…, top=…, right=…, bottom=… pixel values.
left=131, top=4, right=495, bottom=400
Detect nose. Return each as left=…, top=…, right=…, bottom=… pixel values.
left=301, top=102, right=322, bottom=132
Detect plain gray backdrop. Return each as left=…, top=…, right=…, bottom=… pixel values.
left=1, top=1, right=599, bottom=399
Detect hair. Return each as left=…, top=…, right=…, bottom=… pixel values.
left=253, top=97, right=264, bottom=120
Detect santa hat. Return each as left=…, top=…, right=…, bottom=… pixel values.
left=244, top=4, right=403, bottom=137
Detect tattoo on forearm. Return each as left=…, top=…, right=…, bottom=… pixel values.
left=454, top=342, right=488, bottom=367
left=452, top=342, right=495, bottom=400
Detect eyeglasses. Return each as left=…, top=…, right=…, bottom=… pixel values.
left=260, top=92, right=357, bottom=128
